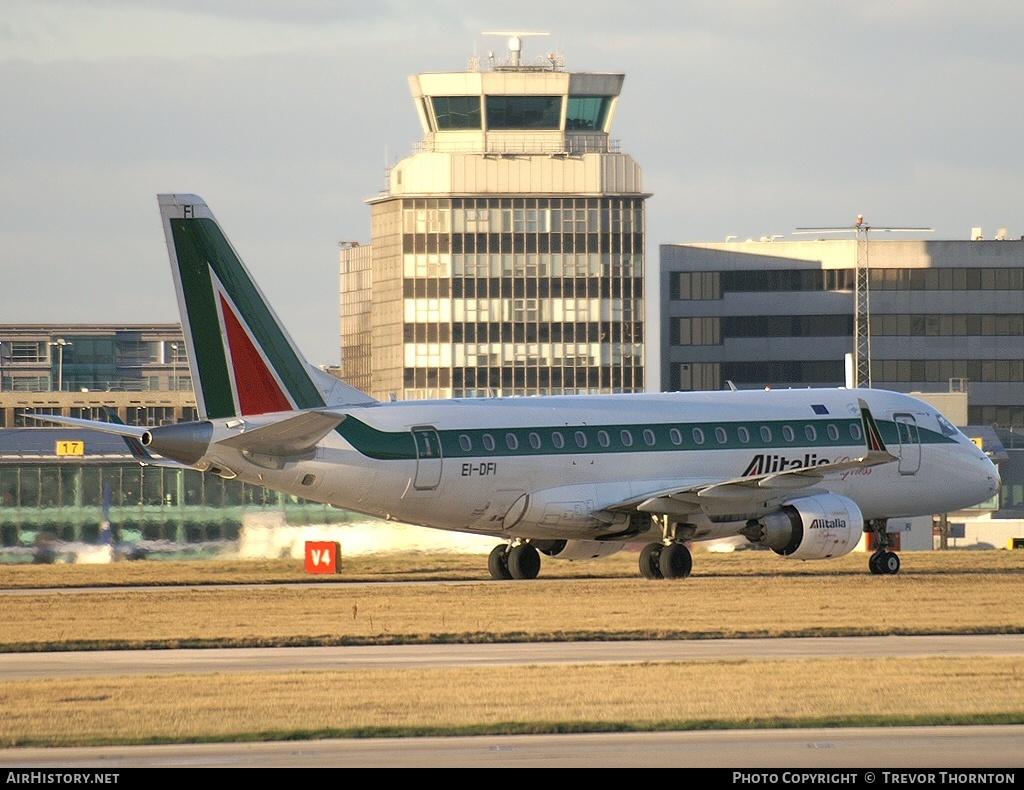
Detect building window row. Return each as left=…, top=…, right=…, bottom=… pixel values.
left=402, top=277, right=642, bottom=300
left=441, top=366, right=640, bottom=392
left=872, top=314, right=1024, bottom=337
left=406, top=233, right=642, bottom=256
left=874, top=359, right=1024, bottom=384
left=425, top=95, right=614, bottom=133
left=432, top=297, right=640, bottom=324
left=970, top=406, right=1024, bottom=428
left=671, top=315, right=854, bottom=345
left=404, top=201, right=643, bottom=236
left=670, top=266, right=1024, bottom=299
left=670, top=361, right=846, bottom=391
left=405, top=342, right=644, bottom=369
left=870, top=267, right=1024, bottom=291
left=404, top=252, right=643, bottom=278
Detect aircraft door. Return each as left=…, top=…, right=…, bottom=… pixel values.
left=894, top=413, right=921, bottom=475
left=412, top=426, right=443, bottom=490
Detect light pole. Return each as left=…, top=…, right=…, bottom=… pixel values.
left=50, top=338, right=71, bottom=392
left=170, top=342, right=178, bottom=392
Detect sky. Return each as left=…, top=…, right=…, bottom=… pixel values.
left=3, top=1, right=1024, bottom=371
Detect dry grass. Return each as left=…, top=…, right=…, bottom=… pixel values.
left=2, top=657, right=1023, bottom=747
left=2, top=551, right=1023, bottom=650
left=3, top=547, right=1024, bottom=589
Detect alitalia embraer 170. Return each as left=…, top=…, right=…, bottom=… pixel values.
left=35, top=195, right=1000, bottom=580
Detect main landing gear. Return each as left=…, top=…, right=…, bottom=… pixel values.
left=639, top=517, right=693, bottom=579
left=488, top=542, right=541, bottom=580
left=639, top=541, right=692, bottom=579
left=867, top=519, right=901, bottom=575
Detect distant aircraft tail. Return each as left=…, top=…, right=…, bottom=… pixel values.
left=158, top=194, right=375, bottom=420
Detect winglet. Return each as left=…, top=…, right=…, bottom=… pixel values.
left=858, top=398, right=895, bottom=461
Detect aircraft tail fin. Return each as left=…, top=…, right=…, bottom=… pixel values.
left=158, top=194, right=376, bottom=421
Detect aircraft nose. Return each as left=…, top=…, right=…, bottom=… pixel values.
left=972, top=454, right=1001, bottom=504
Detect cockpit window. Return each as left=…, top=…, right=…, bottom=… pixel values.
left=936, top=414, right=960, bottom=438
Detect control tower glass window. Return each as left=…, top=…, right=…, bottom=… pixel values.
left=431, top=96, right=482, bottom=130
left=566, top=97, right=612, bottom=131
left=486, top=96, right=562, bottom=129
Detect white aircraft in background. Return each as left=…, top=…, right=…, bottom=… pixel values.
left=34, top=195, right=1000, bottom=580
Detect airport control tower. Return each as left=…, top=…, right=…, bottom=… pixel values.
left=340, top=33, right=647, bottom=400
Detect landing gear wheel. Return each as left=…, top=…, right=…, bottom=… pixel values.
left=869, top=550, right=901, bottom=575
left=507, top=543, right=541, bottom=580
left=658, top=542, right=692, bottom=579
left=488, top=544, right=512, bottom=580
left=639, top=542, right=664, bottom=579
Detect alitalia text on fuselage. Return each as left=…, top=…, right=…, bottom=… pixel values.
left=742, top=453, right=833, bottom=476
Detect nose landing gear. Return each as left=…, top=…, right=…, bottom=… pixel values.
left=867, top=519, right=901, bottom=575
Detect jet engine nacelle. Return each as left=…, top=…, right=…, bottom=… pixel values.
left=743, top=493, right=864, bottom=560
left=530, top=539, right=625, bottom=561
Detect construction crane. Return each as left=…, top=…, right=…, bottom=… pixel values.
left=795, top=217, right=933, bottom=389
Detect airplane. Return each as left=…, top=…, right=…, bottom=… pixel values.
left=30, top=194, right=1001, bottom=580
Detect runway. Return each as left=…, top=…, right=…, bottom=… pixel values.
left=3, top=633, right=1023, bottom=680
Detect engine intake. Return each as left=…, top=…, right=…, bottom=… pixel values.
left=741, top=493, right=864, bottom=560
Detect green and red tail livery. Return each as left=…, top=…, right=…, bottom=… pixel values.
left=158, top=194, right=373, bottom=419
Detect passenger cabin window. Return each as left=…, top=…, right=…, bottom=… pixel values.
left=715, top=427, right=728, bottom=444
left=849, top=423, right=863, bottom=441
left=506, top=433, right=519, bottom=450
left=575, top=431, right=588, bottom=448
left=552, top=431, right=565, bottom=449
left=459, top=435, right=472, bottom=452
left=482, top=434, right=495, bottom=451
left=644, top=429, right=656, bottom=446
left=670, top=428, right=683, bottom=445
left=598, top=430, right=611, bottom=447
left=827, top=424, right=840, bottom=441
left=760, top=426, right=772, bottom=442
left=529, top=432, right=542, bottom=449
left=620, top=430, right=634, bottom=447
left=738, top=426, right=750, bottom=443
left=692, top=428, right=705, bottom=445
left=805, top=425, right=817, bottom=441
left=782, top=425, right=795, bottom=442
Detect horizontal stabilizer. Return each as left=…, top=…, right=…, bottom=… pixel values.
left=20, top=413, right=192, bottom=468
left=215, top=410, right=345, bottom=457
left=21, top=413, right=148, bottom=439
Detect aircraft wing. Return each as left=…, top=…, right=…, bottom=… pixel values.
left=610, top=398, right=898, bottom=521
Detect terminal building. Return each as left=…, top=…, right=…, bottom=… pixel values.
left=0, top=324, right=196, bottom=427
left=0, top=326, right=355, bottom=555
left=339, top=34, right=647, bottom=400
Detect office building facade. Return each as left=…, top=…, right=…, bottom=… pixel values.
left=340, top=39, right=647, bottom=400
left=0, top=324, right=196, bottom=427
left=661, top=237, right=1024, bottom=428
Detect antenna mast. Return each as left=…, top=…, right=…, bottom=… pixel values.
left=795, top=217, right=933, bottom=389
